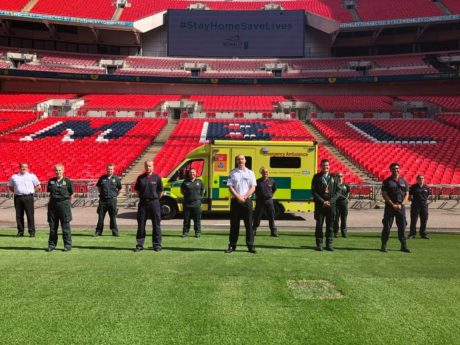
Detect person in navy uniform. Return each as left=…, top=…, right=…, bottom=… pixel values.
left=226, top=154, right=257, bottom=254
left=311, top=159, right=339, bottom=251
left=180, top=168, right=204, bottom=238
left=47, top=163, right=73, bottom=252
left=8, top=163, right=41, bottom=237
left=134, top=160, right=164, bottom=252
left=380, top=162, right=411, bottom=253
left=252, top=167, right=278, bottom=237
left=408, top=175, right=431, bottom=240
left=95, top=163, right=122, bottom=237
left=333, top=172, right=350, bottom=238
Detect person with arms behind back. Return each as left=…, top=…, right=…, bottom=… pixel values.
left=8, top=163, right=41, bottom=237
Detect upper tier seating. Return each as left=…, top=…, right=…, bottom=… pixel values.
left=0, top=111, right=40, bottom=134
left=0, top=93, right=76, bottom=109
left=436, top=113, right=460, bottom=130
left=0, top=0, right=29, bottom=11
left=19, top=64, right=106, bottom=74
left=355, top=0, right=443, bottom=21
left=189, top=95, right=286, bottom=112
left=442, top=0, right=460, bottom=14
left=39, top=53, right=101, bottom=66
left=312, top=119, right=460, bottom=184
left=0, top=118, right=167, bottom=181
left=397, top=96, right=460, bottom=111
left=154, top=119, right=362, bottom=183
left=293, top=96, right=394, bottom=112
left=120, top=0, right=354, bottom=22
left=30, top=0, right=115, bottom=20
left=79, top=94, right=182, bottom=111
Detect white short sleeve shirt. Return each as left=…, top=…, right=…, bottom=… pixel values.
left=8, top=172, right=40, bottom=195
left=227, top=167, right=257, bottom=196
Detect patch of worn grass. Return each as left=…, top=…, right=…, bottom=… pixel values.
left=287, top=279, right=344, bottom=300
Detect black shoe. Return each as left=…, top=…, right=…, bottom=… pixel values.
left=134, top=246, right=144, bottom=252
left=400, top=246, right=412, bottom=253
left=380, top=244, right=387, bottom=253
left=15, top=233, right=24, bottom=237
left=315, top=245, right=323, bottom=251
left=112, top=232, right=120, bottom=237
left=408, top=235, right=416, bottom=240
left=248, top=246, right=257, bottom=254
left=325, top=246, right=334, bottom=251
left=225, top=246, right=235, bottom=254
left=153, top=246, right=162, bottom=252
left=421, top=235, right=430, bottom=240
left=342, top=233, right=347, bottom=238
left=29, top=233, right=35, bottom=238
left=47, top=247, right=55, bottom=252
left=94, top=232, right=101, bottom=237
left=271, top=232, right=279, bottom=238
left=195, top=233, right=201, bottom=238
left=333, top=233, right=338, bottom=238
left=181, top=233, right=189, bottom=238
left=64, top=246, right=72, bottom=252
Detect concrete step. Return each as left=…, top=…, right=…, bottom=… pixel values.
left=121, top=121, right=177, bottom=184
left=22, top=0, right=39, bottom=12
left=304, top=122, right=374, bottom=182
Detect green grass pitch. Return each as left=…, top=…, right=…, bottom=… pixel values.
left=0, top=230, right=459, bottom=345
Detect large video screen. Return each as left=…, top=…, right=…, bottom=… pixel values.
left=167, top=10, right=305, bottom=57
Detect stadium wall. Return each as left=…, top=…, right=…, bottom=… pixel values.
left=2, top=78, right=460, bottom=96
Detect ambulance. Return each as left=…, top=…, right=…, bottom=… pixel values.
left=160, top=140, right=317, bottom=219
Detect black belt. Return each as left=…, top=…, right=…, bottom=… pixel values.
left=15, top=194, right=33, bottom=197
left=51, top=198, right=69, bottom=202
left=100, top=197, right=115, bottom=200
left=141, top=198, right=158, bottom=201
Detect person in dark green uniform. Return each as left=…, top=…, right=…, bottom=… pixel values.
left=180, top=168, right=204, bottom=238
left=311, top=159, right=339, bottom=251
left=95, top=163, right=122, bottom=237
left=333, top=172, right=350, bottom=238
left=47, top=163, right=73, bottom=252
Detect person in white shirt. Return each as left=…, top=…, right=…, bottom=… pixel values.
left=8, top=163, right=41, bottom=237
left=226, top=155, right=257, bottom=254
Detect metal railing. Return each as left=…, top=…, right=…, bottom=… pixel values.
left=1, top=181, right=459, bottom=205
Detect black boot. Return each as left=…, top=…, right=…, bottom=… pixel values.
left=315, top=239, right=323, bottom=251
left=400, top=243, right=411, bottom=253
left=325, top=239, right=334, bottom=251
left=380, top=243, right=388, bottom=252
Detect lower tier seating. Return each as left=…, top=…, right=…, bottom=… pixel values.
left=0, top=118, right=167, bottom=181
left=154, top=119, right=362, bottom=184
left=313, top=119, right=460, bottom=184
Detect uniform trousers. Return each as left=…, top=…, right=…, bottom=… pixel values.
left=381, top=205, right=407, bottom=244
left=48, top=199, right=72, bottom=248
left=253, top=198, right=277, bottom=232
left=314, top=203, right=336, bottom=245
left=183, top=203, right=201, bottom=234
left=96, top=198, right=118, bottom=235
left=333, top=201, right=348, bottom=236
left=136, top=199, right=162, bottom=248
left=14, top=194, right=35, bottom=235
left=409, top=203, right=428, bottom=236
left=229, top=198, right=254, bottom=248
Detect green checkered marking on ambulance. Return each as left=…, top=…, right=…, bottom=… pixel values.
left=272, top=177, right=291, bottom=189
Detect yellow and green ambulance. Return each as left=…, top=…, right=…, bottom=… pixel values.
left=160, top=140, right=317, bottom=219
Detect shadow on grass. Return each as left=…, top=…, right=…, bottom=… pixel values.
left=0, top=233, right=22, bottom=238
left=163, top=246, right=226, bottom=253
left=0, top=246, right=47, bottom=251
left=72, top=245, right=134, bottom=251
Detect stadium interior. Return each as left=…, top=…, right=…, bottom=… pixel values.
left=1, top=0, right=460, bottom=199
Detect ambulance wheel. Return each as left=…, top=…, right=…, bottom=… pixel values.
left=274, top=202, right=284, bottom=219
left=160, top=198, right=177, bottom=220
